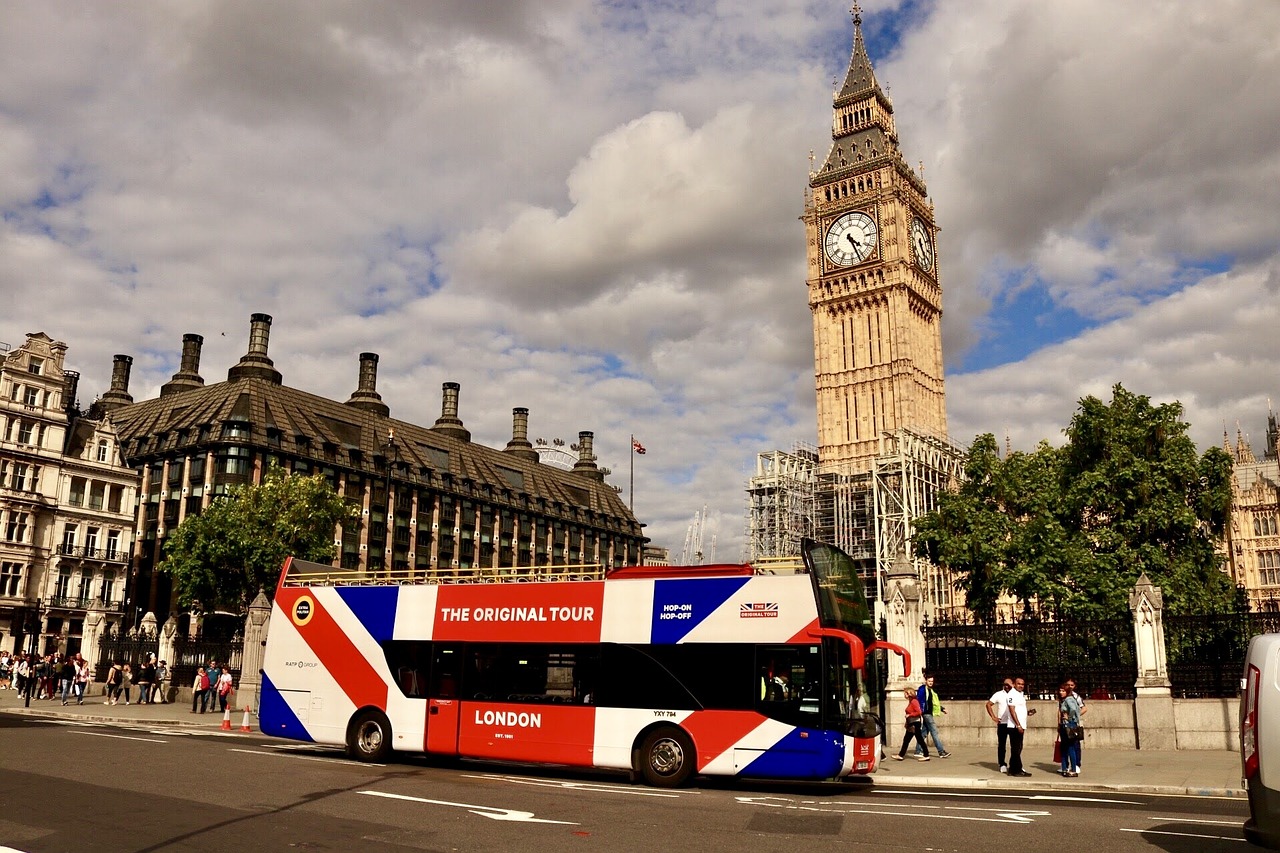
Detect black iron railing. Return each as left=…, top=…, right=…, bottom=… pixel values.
left=56, top=544, right=128, bottom=562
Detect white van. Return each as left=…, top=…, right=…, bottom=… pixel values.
left=1243, top=633, right=1280, bottom=848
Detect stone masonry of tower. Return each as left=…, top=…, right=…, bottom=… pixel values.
left=803, top=8, right=947, bottom=473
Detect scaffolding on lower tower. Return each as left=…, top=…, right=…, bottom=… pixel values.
left=744, top=428, right=965, bottom=616
left=744, top=443, right=818, bottom=562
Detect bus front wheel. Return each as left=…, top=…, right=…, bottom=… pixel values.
left=347, top=709, right=392, bottom=762
left=639, top=727, right=695, bottom=788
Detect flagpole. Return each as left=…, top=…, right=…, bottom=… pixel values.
left=629, top=434, right=635, bottom=512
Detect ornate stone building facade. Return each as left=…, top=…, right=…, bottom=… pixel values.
left=0, top=333, right=136, bottom=655
left=101, top=314, right=645, bottom=627
left=1224, top=415, right=1280, bottom=610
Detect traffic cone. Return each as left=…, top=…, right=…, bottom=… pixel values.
left=220, top=705, right=232, bottom=731
left=240, top=704, right=253, bottom=733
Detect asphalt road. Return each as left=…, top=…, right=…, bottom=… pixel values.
left=0, top=715, right=1251, bottom=853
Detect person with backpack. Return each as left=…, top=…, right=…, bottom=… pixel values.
left=914, top=670, right=952, bottom=758
left=104, top=661, right=122, bottom=705
left=191, top=666, right=210, bottom=713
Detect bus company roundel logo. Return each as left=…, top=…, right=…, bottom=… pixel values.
left=292, top=595, right=315, bottom=627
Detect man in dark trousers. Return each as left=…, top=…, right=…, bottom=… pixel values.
left=985, top=677, right=1013, bottom=772
left=1005, top=676, right=1032, bottom=776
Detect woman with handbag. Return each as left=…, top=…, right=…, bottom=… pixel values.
left=1058, top=683, right=1083, bottom=776
left=892, top=687, right=931, bottom=761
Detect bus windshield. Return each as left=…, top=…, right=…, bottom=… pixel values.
left=802, top=538, right=874, bottom=645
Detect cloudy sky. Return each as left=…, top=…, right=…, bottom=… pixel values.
left=3, top=1, right=1278, bottom=560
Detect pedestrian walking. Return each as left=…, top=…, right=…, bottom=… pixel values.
left=216, top=667, right=235, bottom=712
left=985, top=677, right=1013, bottom=772
left=1065, top=677, right=1086, bottom=774
left=0, top=651, right=11, bottom=690
left=105, top=661, right=122, bottom=705
left=73, top=655, right=91, bottom=705
left=1006, top=676, right=1032, bottom=776
left=1058, top=683, right=1083, bottom=776
left=153, top=660, right=170, bottom=703
left=892, top=686, right=931, bottom=761
left=914, top=669, right=951, bottom=758
left=191, top=667, right=210, bottom=714
left=120, top=663, right=133, bottom=705
left=136, top=656, right=154, bottom=704
left=58, top=656, right=75, bottom=705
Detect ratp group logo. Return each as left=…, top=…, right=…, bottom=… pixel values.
left=292, top=594, right=315, bottom=627
left=740, top=602, right=778, bottom=618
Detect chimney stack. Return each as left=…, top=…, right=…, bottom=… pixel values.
left=227, top=313, right=283, bottom=384
left=431, top=381, right=471, bottom=441
left=97, top=354, right=135, bottom=412
left=63, top=370, right=80, bottom=414
left=572, top=430, right=604, bottom=481
left=160, top=333, right=206, bottom=397
left=503, top=407, right=540, bottom=463
left=344, top=352, right=390, bottom=417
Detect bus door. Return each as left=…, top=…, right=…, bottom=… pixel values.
left=426, top=644, right=462, bottom=755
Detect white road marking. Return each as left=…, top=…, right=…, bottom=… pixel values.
left=1120, top=828, right=1244, bottom=842
left=1145, top=817, right=1241, bottom=826
left=227, top=747, right=384, bottom=767
left=461, top=773, right=681, bottom=798
left=358, top=789, right=579, bottom=824
left=70, top=730, right=167, bottom=744
left=737, top=795, right=1049, bottom=824
left=881, top=789, right=1141, bottom=805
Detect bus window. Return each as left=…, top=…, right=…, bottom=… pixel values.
left=597, top=644, right=700, bottom=710
left=382, top=640, right=430, bottom=698
left=756, top=645, right=822, bottom=727
left=432, top=645, right=461, bottom=699
left=643, top=643, right=754, bottom=710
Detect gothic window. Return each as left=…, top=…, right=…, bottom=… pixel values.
left=1255, top=515, right=1279, bottom=536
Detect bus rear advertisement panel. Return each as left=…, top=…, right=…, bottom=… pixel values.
left=262, top=546, right=889, bottom=787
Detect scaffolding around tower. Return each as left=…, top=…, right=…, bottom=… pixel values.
left=745, top=428, right=964, bottom=619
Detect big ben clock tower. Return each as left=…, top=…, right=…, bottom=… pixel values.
left=805, top=5, right=947, bottom=472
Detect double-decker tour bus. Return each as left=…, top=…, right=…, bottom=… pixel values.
left=259, top=538, right=907, bottom=787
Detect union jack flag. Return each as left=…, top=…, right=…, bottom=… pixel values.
left=740, top=602, right=779, bottom=618
left=632, top=438, right=646, bottom=455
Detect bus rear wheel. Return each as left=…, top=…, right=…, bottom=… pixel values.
left=639, top=727, right=695, bottom=788
left=347, top=709, right=392, bottom=762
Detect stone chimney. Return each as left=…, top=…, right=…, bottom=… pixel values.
left=344, top=352, right=390, bottom=417
left=97, top=354, right=135, bottom=412
left=572, top=430, right=604, bottom=481
left=160, top=333, right=206, bottom=397
left=503, top=407, right=540, bottom=463
left=227, top=313, right=283, bottom=384
left=431, top=382, right=471, bottom=441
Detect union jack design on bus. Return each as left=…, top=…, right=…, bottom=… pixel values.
left=260, top=540, right=907, bottom=787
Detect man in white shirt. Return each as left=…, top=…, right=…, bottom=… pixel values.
left=1005, top=677, right=1032, bottom=776
left=985, top=678, right=1013, bottom=772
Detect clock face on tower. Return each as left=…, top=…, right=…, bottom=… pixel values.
left=911, top=217, right=934, bottom=273
left=824, top=211, right=878, bottom=267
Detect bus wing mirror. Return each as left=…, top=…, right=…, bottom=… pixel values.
left=807, top=627, right=866, bottom=670
left=865, top=640, right=911, bottom=677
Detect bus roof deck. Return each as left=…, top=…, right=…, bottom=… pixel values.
left=279, top=556, right=806, bottom=587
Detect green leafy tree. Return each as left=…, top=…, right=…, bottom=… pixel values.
left=914, top=384, right=1237, bottom=620
left=1061, top=384, right=1235, bottom=617
left=159, top=469, right=361, bottom=611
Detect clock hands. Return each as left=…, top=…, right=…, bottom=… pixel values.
left=846, top=232, right=862, bottom=255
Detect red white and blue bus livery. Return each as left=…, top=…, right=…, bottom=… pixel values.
left=260, top=539, right=906, bottom=787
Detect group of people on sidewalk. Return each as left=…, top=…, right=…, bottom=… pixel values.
left=0, top=650, right=238, bottom=712
left=893, top=668, right=1088, bottom=777
left=189, top=660, right=235, bottom=714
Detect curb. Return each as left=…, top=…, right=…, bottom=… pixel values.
left=870, top=774, right=1245, bottom=799
left=1, top=706, right=244, bottom=731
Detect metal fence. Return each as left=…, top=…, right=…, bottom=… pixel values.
left=924, top=618, right=1136, bottom=700
left=95, top=632, right=160, bottom=681
left=169, top=634, right=243, bottom=689
left=926, top=611, right=1280, bottom=701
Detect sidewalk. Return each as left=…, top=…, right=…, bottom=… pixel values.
left=0, top=683, right=252, bottom=733
left=0, top=687, right=1243, bottom=797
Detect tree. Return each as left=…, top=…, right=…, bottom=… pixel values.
left=159, top=469, right=362, bottom=611
left=914, top=384, right=1237, bottom=620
